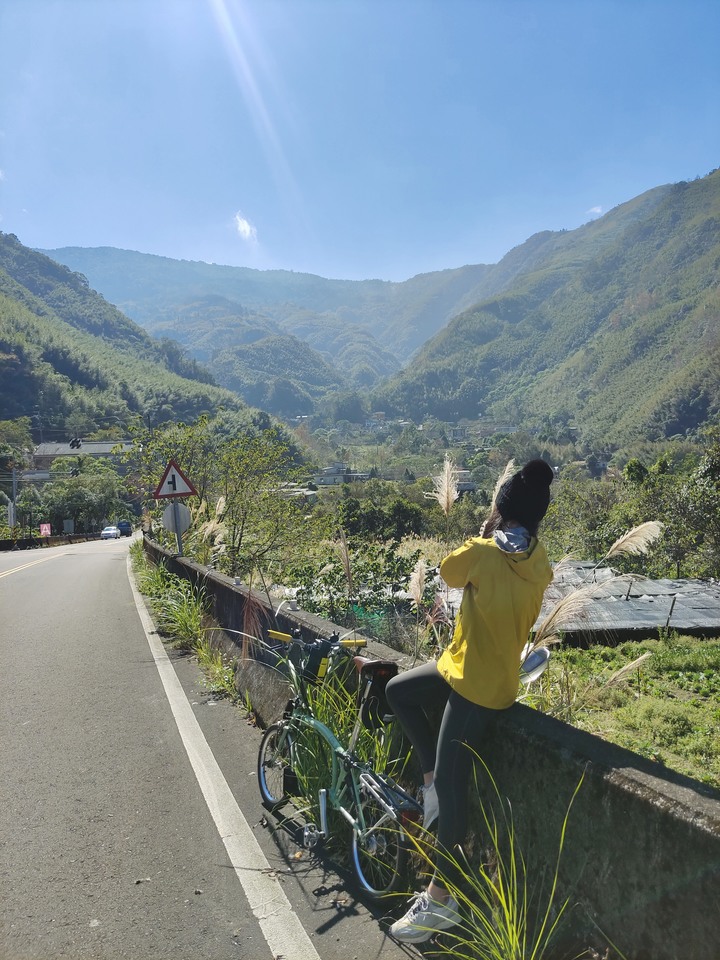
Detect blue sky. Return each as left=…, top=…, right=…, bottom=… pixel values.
left=1, top=0, right=718, bottom=282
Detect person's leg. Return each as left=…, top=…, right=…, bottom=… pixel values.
left=385, top=661, right=450, bottom=777
left=430, top=692, right=495, bottom=896
left=390, top=694, right=497, bottom=943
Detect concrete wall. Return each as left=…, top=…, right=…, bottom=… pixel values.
left=142, top=539, right=720, bottom=960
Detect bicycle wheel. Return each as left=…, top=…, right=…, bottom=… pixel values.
left=257, top=722, right=295, bottom=809
left=350, top=782, right=408, bottom=900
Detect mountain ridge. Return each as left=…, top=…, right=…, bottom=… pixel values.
left=373, top=173, right=720, bottom=445
left=0, top=232, right=252, bottom=432
left=38, top=181, right=675, bottom=419
left=32, top=168, right=720, bottom=445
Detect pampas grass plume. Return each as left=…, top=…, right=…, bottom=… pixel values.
left=408, top=557, right=427, bottom=609
left=491, top=459, right=516, bottom=511
left=606, top=651, right=652, bottom=686
left=532, top=581, right=600, bottom=648
left=603, top=521, right=664, bottom=561
left=429, top=454, right=460, bottom=517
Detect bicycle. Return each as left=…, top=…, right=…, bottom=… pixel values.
left=256, top=629, right=423, bottom=900
left=256, top=629, right=552, bottom=900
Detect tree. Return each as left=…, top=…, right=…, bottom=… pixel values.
left=385, top=498, right=425, bottom=541
left=623, top=458, right=649, bottom=486
left=328, top=391, right=367, bottom=424
left=15, top=485, right=42, bottom=533
left=123, top=416, right=222, bottom=505
left=542, top=470, right=620, bottom=561
left=42, top=458, right=129, bottom=533
left=207, top=429, right=312, bottom=580
left=0, top=417, right=33, bottom=498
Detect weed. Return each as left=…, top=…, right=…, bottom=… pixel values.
left=410, top=758, right=586, bottom=960
left=195, top=635, right=237, bottom=697
left=152, top=579, right=208, bottom=648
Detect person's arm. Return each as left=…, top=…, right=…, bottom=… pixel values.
left=439, top=538, right=478, bottom=588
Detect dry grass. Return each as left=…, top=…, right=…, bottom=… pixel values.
left=491, top=458, right=516, bottom=510
left=602, top=521, right=664, bottom=562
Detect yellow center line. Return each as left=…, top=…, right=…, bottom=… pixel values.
left=0, top=553, right=65, bottom=579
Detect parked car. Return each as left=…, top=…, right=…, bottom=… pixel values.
left=116, top=520, right=133, bottom=537
left=100, top=525, right=121, bottom=539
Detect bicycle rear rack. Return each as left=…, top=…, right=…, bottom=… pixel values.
left=358, top=772, right=402, bottom=820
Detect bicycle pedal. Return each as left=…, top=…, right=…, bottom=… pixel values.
left=302, top=824, right=323, bottom=848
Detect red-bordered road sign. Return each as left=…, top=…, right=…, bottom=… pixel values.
left=153, top=459, right=198, bottom=499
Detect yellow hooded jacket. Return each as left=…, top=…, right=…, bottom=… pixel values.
left=437, top=535, right=553, bottom=709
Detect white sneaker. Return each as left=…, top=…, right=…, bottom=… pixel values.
left=389, top=890, right=460, bottom=943
left=422, top=782, right=439, bottom=829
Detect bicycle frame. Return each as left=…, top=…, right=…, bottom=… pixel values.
left=281, top=682, right=419, bottom=845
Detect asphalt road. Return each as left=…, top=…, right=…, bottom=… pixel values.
left=0, top=539, right=419, bottom=960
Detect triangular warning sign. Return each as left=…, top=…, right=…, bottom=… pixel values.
left=153, top=459, right=198, bottom=499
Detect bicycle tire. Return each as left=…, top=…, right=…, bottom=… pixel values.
left=350, top=782, right=408, bottom=900
left=257, top=722, right=294, bottom=809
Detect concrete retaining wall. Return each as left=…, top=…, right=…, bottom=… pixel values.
left=0, top=533, right=101, bottom=550
left=142, top=538, right=720, bottom=960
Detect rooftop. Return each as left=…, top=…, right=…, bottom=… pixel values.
left=34, top=441, right=134, bottom=457
left=447, top=562, right=720, bottom=641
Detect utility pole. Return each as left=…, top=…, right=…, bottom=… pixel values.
left=34, top=399, right=44, bottom=443
left=9, top=467, right=17, bottom=530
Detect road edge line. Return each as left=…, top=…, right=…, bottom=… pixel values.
left=126, top=555, right=322, bottom=960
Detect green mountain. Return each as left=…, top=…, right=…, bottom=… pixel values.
left=373, top=170, right=720, bottom=445
left=37, top=167, right=720, bottom=446
left=131, top=291, right=400, bottom=408
left=35, top=246, right=498, bottom=366
left=39, top=180, right=684, bottom=431
left=0, top=232, right=251, bottom=435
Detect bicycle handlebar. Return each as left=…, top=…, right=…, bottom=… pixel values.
left=268, top=628, right=367, bottom=649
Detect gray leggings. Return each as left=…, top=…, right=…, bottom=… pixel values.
left=385, top=661, right=499, bottom=889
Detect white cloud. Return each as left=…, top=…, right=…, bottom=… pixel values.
left=587, top=205, right=603, bottom=216
left=234, top=211, right=257, bottom=242
left=0, top=169, right=6, bottom=181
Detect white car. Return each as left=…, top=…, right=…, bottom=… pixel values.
left=100, top=525, right=121, bottom=539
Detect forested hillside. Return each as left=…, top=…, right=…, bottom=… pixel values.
left=0, top=233, right=251, bottom=436
left=38, top=168, right=720, bottom=446
left=36, top=246, right=499, bottom=368
left=40, top=177, right=685, bottom=434
left=373, top=171, right=720, bottom=446
left=129, top=291, right=401, bottom=411
left=34, top=251, right=500, bottom=416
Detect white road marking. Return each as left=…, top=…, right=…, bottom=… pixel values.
left=127, top=557, right=322, bottom=960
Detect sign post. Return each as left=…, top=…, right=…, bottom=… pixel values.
left=153, top=459, right=197, bottom=556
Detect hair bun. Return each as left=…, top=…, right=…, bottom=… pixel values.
left=520, top=459, right=554, bottom=489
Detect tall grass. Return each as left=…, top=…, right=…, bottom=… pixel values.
left=195, top=634, right=237, bottom=697
left=412, top=758, right=586, bottom=960
left=130, top=540, right=208, bottom=648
